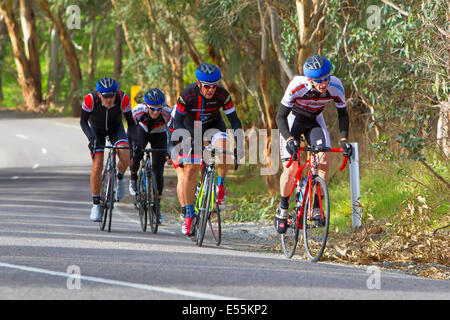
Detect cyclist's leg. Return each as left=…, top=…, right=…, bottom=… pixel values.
left=305, top=118, right=329, bottom=222
left=148, top=131, right=167, bottom=197
left=314, top=114, right=332, bottom=184
left=181, top=145, right=202, bottom=235
left=89, top=128, right=105, bottom=221
left=89, top=128, right=106, bottom=194
left=129, top=127, right=146, bottom=195
left=275, top=113, right=302, bottom=233
left=168, top=134, right=186, bottom=216
left=109, top=124, right=130, bottom=200
left=110, top=123, right=131, bottom=175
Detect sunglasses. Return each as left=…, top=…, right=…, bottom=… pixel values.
left=146, top=104, right=162, bottom=111
left=101, top=92, right=116, bottom=98
left=201, top=83, right=217, bottom=89
left=312, top=75, right=331, bottom=84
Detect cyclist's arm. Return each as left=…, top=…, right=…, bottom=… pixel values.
left=80, top=109, right=95, bottom=142
left=337, top=107, right=349, bottom=140
left=173, top=104, right=187, bottom=130
left=124, top=110, right=137, bottom=141
left=276, top=103, right=293, bottom=141
left=225, top=110, right=242, bottom=131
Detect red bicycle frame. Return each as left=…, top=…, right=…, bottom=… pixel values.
left=286, top=146, right=348, bottom=229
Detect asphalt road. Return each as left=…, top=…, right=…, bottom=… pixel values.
left=0, top=113, right=448, bottom=304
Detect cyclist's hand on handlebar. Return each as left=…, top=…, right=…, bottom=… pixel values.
left=165, top=154, right=172, bottom=165
left=340, top=140, right=353, bottom=158
left=286, top=139, right=300, bottom=156
left=88, top=138, right=97, bottom=154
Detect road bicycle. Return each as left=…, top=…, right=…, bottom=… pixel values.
left=192, top=144, right=237, bottom=247
left=280, top=145, right=349, bottom=262
left=94, top=140, right=129, bottom=233
left=133, top=147, right=166, bottom=233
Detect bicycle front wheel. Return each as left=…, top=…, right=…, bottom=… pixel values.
left=196, top=174, right=213, bottom=247
left=303, top=176, right=330, bottom=262
left=148, top=173, right=158, bottom=234
left=99, top=167, right=109, bottom=231
left=281, top=210, right=300, bottom=258
left=137, top=170, right=147, bottom=232
left=208, top=203, right=221, bottom=246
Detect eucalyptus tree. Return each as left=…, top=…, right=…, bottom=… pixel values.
left=0, top=0, right=43, bottom=112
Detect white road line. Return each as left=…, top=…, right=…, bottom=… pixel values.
left=32, top=164, right=40, bottom=169
left=0, top=262, right=241, bottom=300
left=41, top=148, right=47, bottom=154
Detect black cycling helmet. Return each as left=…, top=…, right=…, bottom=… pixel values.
left=96, top=77, right=118, bottom=93
left=144, top=88, right=165, bottom=106
left=195, top=63, right=221, bottom=84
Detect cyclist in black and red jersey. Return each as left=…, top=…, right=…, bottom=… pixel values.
left=80, top=77, right=137, bottom=222
left=172, top=62, right=242, bottom=236
left=129, top=88, right=171, bottom=223
left=274, top=55, right=352, bottom=234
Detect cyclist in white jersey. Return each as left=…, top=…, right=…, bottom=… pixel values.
left=274, top=55, right=352, bottom=234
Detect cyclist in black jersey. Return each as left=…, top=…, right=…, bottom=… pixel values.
left=274, top=55, right=352, bottom=234
left=80, top=77, right=137, bottom=222
left=172, top=63, right=242, bottom=235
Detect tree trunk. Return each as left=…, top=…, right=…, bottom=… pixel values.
left=88, top=9, right=98, bottom=89
left=111, top=0, right=136, bottom=55
left=114, top=24, right=123, bottom=84
left=268, top=3, right=294, bottom=80
left=437, top=100, right=449, bottom=159
left=37, top=0, right=82, bottom=117
left=0, top=0, right=43, bottom=112
left=258, top=0, right=279, bottom=195
left=0, top=15, right=7, bottom=103
left=296, top=0, right=325, bottom=73
left=145, top=0, right=182, bottom=100
left=47, top=27, right=61, bottom=103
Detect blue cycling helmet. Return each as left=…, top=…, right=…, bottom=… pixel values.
left=144, top=88, right=165, bottom=106
left=303, top=55, right=332, bottom=79
left=96, top=77, right=118, bottom=93
left=195, top=63, right=221, bottom=84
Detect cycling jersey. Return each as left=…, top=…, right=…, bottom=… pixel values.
left=280, top=75, right=346, bottom=120
left=277, top=75, right=349, bottom=141
left=174, top=83, right=236, bottom=131
left=132, top=103, right=171, bottom=134
left=277, top=75, right=349, bottom=160
left=80, top=90, right=136, bottom=151
left=81, top=90, right=131, bottom=131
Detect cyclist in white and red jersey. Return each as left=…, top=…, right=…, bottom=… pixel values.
left=129, top=88, right=171, bottom=223
left=80, top=77, right=136, bottom=222
left=274, top=55, right=352, bottom=233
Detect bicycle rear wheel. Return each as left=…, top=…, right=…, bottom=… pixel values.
left=281, top=210, right=300, bottom=258
left=208, top=203, right=221, bottom=246
left=137, top=169, right=147, bottom=232
left=148, top=173, right=158, bottom=234
left=303, top=176, right=330, bottom=262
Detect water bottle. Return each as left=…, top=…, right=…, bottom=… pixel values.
left=143, top=176, right=147, bottom=192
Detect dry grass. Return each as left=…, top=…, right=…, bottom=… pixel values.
left=323, top=195, right=449, bottom=279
